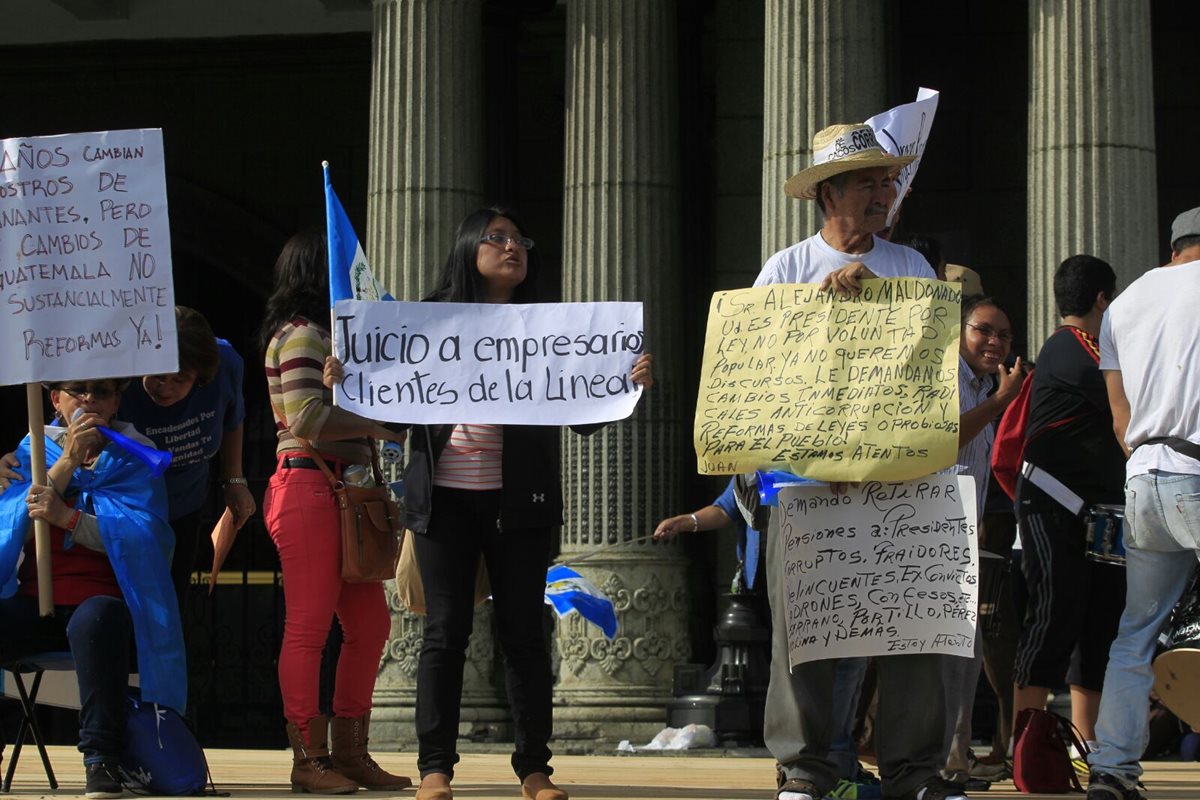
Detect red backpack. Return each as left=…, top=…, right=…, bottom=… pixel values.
left=1012, top=707, right=1087, bottom=793
left=991, top=367, right=1035, bottom=501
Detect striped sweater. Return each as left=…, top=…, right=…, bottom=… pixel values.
left=264, top=316, right=371, bottom=465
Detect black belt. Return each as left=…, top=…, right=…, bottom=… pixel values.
left=281, top=456, right=344, bottom=471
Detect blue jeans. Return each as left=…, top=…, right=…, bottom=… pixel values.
left=0, top=594, right=134, bottom=763
left=1089, top=471, right=1200, bottom=782
left=830, top=657, right=869, bottom=779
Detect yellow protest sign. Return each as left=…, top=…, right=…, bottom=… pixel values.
left=694, top=278, right=961, bottom=481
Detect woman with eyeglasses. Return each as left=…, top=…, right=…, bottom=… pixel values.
left=118, top=306, right=254, bottom=607
left=941, top=294, right=1025, bottom=786
left=380, top=207, right=652, bottom=800
left=260, top=230, right=411, bottom=795
left=0, top=378, right=185, bottom=798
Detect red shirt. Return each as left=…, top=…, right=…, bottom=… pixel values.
left=17, top=509, right=121, bottom=606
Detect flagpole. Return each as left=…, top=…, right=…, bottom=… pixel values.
left=557, top=535, right=651, bottom=567
left=26, top=383, right=54, bottom=616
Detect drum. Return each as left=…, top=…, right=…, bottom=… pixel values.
left=1153, top=582, right=1200, bottom=728
left=1085, top=504, right=1126, bottom=565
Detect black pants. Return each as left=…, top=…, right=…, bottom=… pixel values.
left=169, top=510, right=202, bottom=614
left=0, top=594, right=133, bottom=763
left=1015, top=501, right=1126, bottom=690
left=413, top=487, right=554, bottom=781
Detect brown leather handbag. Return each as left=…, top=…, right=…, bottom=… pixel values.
left=302, top=441, right=401, bottom=583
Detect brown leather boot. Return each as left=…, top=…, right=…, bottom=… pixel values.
left=286, top=715, right=359, bottom=794
left=521, top=772, right=568, bottom=800
left=330, top=712, right=412, bottom=791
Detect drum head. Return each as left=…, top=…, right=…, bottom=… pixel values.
left=1153, top=648, right=1200, bottom=728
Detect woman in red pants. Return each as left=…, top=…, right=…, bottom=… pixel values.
left=260, top=230, right=410, bottom=794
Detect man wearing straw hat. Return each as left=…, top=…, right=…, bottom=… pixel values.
left=754, top=123, right=966, bottom=800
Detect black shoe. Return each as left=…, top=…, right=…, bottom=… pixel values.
left=85, top=761, right=124, bottom=799
left=1086, top=772, right=1144, bottom=800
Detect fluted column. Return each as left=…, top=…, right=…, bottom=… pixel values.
left=368, top=0, right=503, bottom=746
left=761, top=0, right=886, bottom=260
left=367, top=0, right=485, bottom=301
left=557, top=0, right=689, bottom=743
left=1027, top=0, right=1157, bottom=348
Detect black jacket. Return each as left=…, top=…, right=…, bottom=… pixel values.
left=402, top=422, right=600, bottom=535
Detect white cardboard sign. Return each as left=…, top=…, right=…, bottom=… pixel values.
left=867, top=87, right=940, bottom=227
left=779, top=474, right=978, bottom=667
left=0, top=129, right=177, bottom=385
left=331, top=299, right=645, bottom=425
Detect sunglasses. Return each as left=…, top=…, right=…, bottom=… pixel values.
left=60, top=383, right=119, bottom=401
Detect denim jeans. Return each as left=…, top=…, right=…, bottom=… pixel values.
left=0, top=594, right=133, bottom=763
left=829, top=657, right=869, bottom=779
left=1088, top=471, right=1200, bottom=782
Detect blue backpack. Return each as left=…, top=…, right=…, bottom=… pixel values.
left=120, top=689, right=211, bottom=795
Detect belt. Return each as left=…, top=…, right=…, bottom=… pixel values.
left=281, top=455, right=345, bottom=472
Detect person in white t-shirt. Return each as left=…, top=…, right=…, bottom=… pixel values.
left=754, top=123, right=965, bottom=800
left=1086, top=207, right=1200, bottom=800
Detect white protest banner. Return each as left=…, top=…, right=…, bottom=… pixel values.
left=866, top=87, right=939, bottom=227
left=0, top=129, right=176, bottom=385
left=331, top=299, right=644, bottom=425
left=779, top=474, right=977, bottom=668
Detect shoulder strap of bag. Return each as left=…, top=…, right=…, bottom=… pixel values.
left=1054, top=713, right=1089, bottom=793
left=297, top=439, right=342, bottom=490
left=267, top=395, right=343, bottom=491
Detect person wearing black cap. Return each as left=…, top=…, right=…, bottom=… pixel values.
left=1086, top=207, right=1200, bottom=800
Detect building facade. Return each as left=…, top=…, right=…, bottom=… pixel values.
left=2, top=0, right=1194, bottom=746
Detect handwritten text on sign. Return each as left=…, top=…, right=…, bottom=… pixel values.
left=694, top=278, right=960, bottom=481
left=779, top=475, right=978, bottom=667
left=332, top=299, right=644, bottom=425
left=0, top=129, right=176, bottom=385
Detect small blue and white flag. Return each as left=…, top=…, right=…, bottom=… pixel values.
left=544, top=564, right=618, bottom=640
left=323, top=162, right=393, bottom=304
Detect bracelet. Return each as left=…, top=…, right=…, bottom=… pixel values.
left=66, top=508, right=82, bottom=532
left=222, top=477, right=248, bottom=487
left=689, top=513, right=699, bottom=532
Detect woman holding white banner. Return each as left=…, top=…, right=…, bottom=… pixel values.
left=260, top=230, right=412, bottom=795
left=329, top=207, right=652, bottom=800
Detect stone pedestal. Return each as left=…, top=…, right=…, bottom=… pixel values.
left=761, top=0, right=886, bottom=260
left=556, top=0, right=688, bottom=744
left=551, top=551, right=689, bottom=743
left=1027, top=0, right=1157, bottom=348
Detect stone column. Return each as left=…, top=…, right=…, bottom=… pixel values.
left=556, top=0, right=689, bottom=744
left=367, top=0, right=505, bottom=746
left=1026, top=0, right=1157, bottom=348
left=366, top=0, right=485, bottom=302
left=761, top=0, right=886, bottom=261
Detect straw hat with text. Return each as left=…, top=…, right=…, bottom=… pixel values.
left=784, top=123, right=917, bottom=200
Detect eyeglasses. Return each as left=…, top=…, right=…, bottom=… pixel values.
left=61, top=383, right=118, bottom=401
left=480, top=233, right=535, bottom=250
left=965, top=322, right=1013, bottom=343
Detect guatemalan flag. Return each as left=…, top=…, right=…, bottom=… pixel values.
left=544, top=564, right=619, bottom=640
left=323, top=161, right=393, bottom=304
